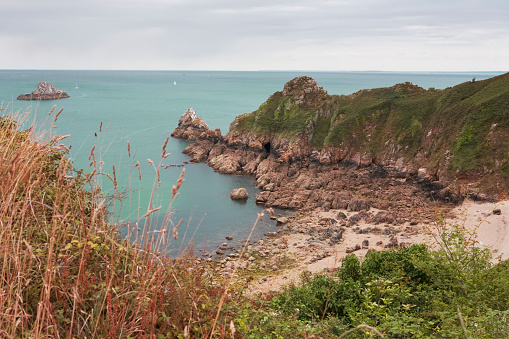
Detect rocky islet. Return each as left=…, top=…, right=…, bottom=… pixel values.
left=17, top=82, right=70, bottom=100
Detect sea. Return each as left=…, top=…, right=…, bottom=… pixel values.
left=0, top=70, right=503, bottom=255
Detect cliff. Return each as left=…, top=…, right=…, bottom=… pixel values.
left=17, top=82, right=70, bottom=100
left=230, top=73, right=509, bottom=193
left=172, top=73, right=509, bottom=219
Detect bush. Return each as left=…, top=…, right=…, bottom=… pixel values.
left=270, top=230, right=509, bottom=338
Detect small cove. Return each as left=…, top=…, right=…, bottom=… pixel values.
left=1, top=69, right=502, bottom=254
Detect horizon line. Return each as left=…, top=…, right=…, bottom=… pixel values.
left=0, top=68, right=506, bottom=74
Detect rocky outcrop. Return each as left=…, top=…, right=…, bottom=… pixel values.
left=230, top=188, right=249, bottom=200
left=17, top=82, right=70, bottom=100
left=171, top=108, right=220, bottom=140
left=171, top=106, right=454, bottom=222
left=172, top=72, right=509, bottom=221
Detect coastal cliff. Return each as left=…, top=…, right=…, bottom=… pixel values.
left=172, top=73, right=509, bottom=219
left=17, top=82, right=70, bottom=100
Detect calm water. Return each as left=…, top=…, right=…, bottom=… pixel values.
left=0, top=70, right=502, bottom=254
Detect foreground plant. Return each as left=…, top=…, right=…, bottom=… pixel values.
left=0, top=112, right=244, bottom=338
left=269, top=217, right=509, bottom=338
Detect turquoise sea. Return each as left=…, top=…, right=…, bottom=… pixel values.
left=0, top=70, right=503, bottom=255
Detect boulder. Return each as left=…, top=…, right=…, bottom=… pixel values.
left=230, top=188, right=249, bottom=200
left=17, top=82, right=69, bottom=100
left=182, top=140, right=215, bottom=163
left=276, top=217, right=289, bottom=225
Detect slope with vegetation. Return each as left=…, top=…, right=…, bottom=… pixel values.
left=0, top=113, right=243, bottom=338
left=233, top=73, right=509, bottom=194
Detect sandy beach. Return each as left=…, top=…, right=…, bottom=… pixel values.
left=231, top=199, right=509, bottom=294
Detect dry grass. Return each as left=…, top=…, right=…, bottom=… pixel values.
left=0, top=110, right=242, bottom=338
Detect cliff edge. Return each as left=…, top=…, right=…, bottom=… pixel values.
left=172, top=73, right=509, bottom=217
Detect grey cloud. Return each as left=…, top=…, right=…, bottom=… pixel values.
left=1, top=0, right=508, bottom=70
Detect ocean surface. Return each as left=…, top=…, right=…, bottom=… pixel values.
left=0, top=70, right=503, bottom=255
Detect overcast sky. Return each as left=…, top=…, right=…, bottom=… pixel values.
left=1, top=0, right=508, bottom=71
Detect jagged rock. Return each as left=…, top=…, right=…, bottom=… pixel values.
left=347, top=199, right=371, bottom=212
left=336, top=211, right=347, bottom=220
left=276, top=217, right=289, bottom=225
left=256, top=191, right=271, bottom=204
left=385, top=236, right=399, bottom=248
left=346, top=244, right=361, bottom=253
left=417, top=168, right=431, bottom=182
left=230, top=188, right=249, bottom=200
left=17, top=82, right=69, bottom=100
left=183, top=140, right=215, bottom=163
left=208, top=153, right=241, bottom=174
left=171, top=108, right=213, bottom=140
left=178, top=108, right=208, bottom=129
left=362, top=239, right=369, bottom=248
left=281, top=76, right=328, bottom=108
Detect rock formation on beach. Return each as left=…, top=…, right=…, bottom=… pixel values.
left=172, top=73, right=509, bottom=220
left=17, top=82, right=70, bottom=100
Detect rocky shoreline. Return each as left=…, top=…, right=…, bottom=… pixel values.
left=172, top=107, right=460, bottom=221
left=171, top=100, right=504, bottom=293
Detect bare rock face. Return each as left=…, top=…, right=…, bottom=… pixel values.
left=178, top=108, right=209, bottom=129
left=17, top=82, right=70, bottom=100
left=171, top=108, right=219, bottom=141
left=281, top=76, right=328, bottom=108
left=230, top=188, right=249, bottom=200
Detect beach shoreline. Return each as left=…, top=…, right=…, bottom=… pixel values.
left=212, top=198, right=509, bottom=294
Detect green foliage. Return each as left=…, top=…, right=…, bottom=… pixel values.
left=270, top=229, right=509, bottom=338
left=247, top=93, right=314, bottom=138
left=231, top=73, right=509, bottom=192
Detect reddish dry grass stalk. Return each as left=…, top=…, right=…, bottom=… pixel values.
left=0, top=112, right=246, bottom=338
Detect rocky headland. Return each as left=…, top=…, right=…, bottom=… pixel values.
left=17, top=82, right=70, bottom=100
left=173, top=74, right=509, bottom=291
left=172, top=75, right=509, bottom=218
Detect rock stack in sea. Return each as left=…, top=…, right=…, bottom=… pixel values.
left=17, top=82, right=70, bottom=100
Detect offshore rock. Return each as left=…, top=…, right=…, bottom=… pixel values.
left=17, top=82, right=70, bottom=100
left=230, top=188, right=249, bottom=200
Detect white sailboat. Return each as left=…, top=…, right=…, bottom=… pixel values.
left=174, top=81, right=177, bottom=85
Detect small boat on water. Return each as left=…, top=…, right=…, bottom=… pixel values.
left=174, top=81, right=177, bottom=85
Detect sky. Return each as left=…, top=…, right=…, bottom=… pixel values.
left=1, top=0, right=508, bottom=71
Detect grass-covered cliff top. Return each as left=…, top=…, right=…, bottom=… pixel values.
left=234, top=73, right=509, bottom=191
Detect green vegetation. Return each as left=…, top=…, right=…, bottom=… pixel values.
left=233, top=73, right=509, bottom=193
left=235, top=92, right=314, bottom=139
left=270, top=227, right=509, bottom=338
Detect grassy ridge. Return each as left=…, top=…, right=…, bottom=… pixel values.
left=234, top=73, right=509, bottom=192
